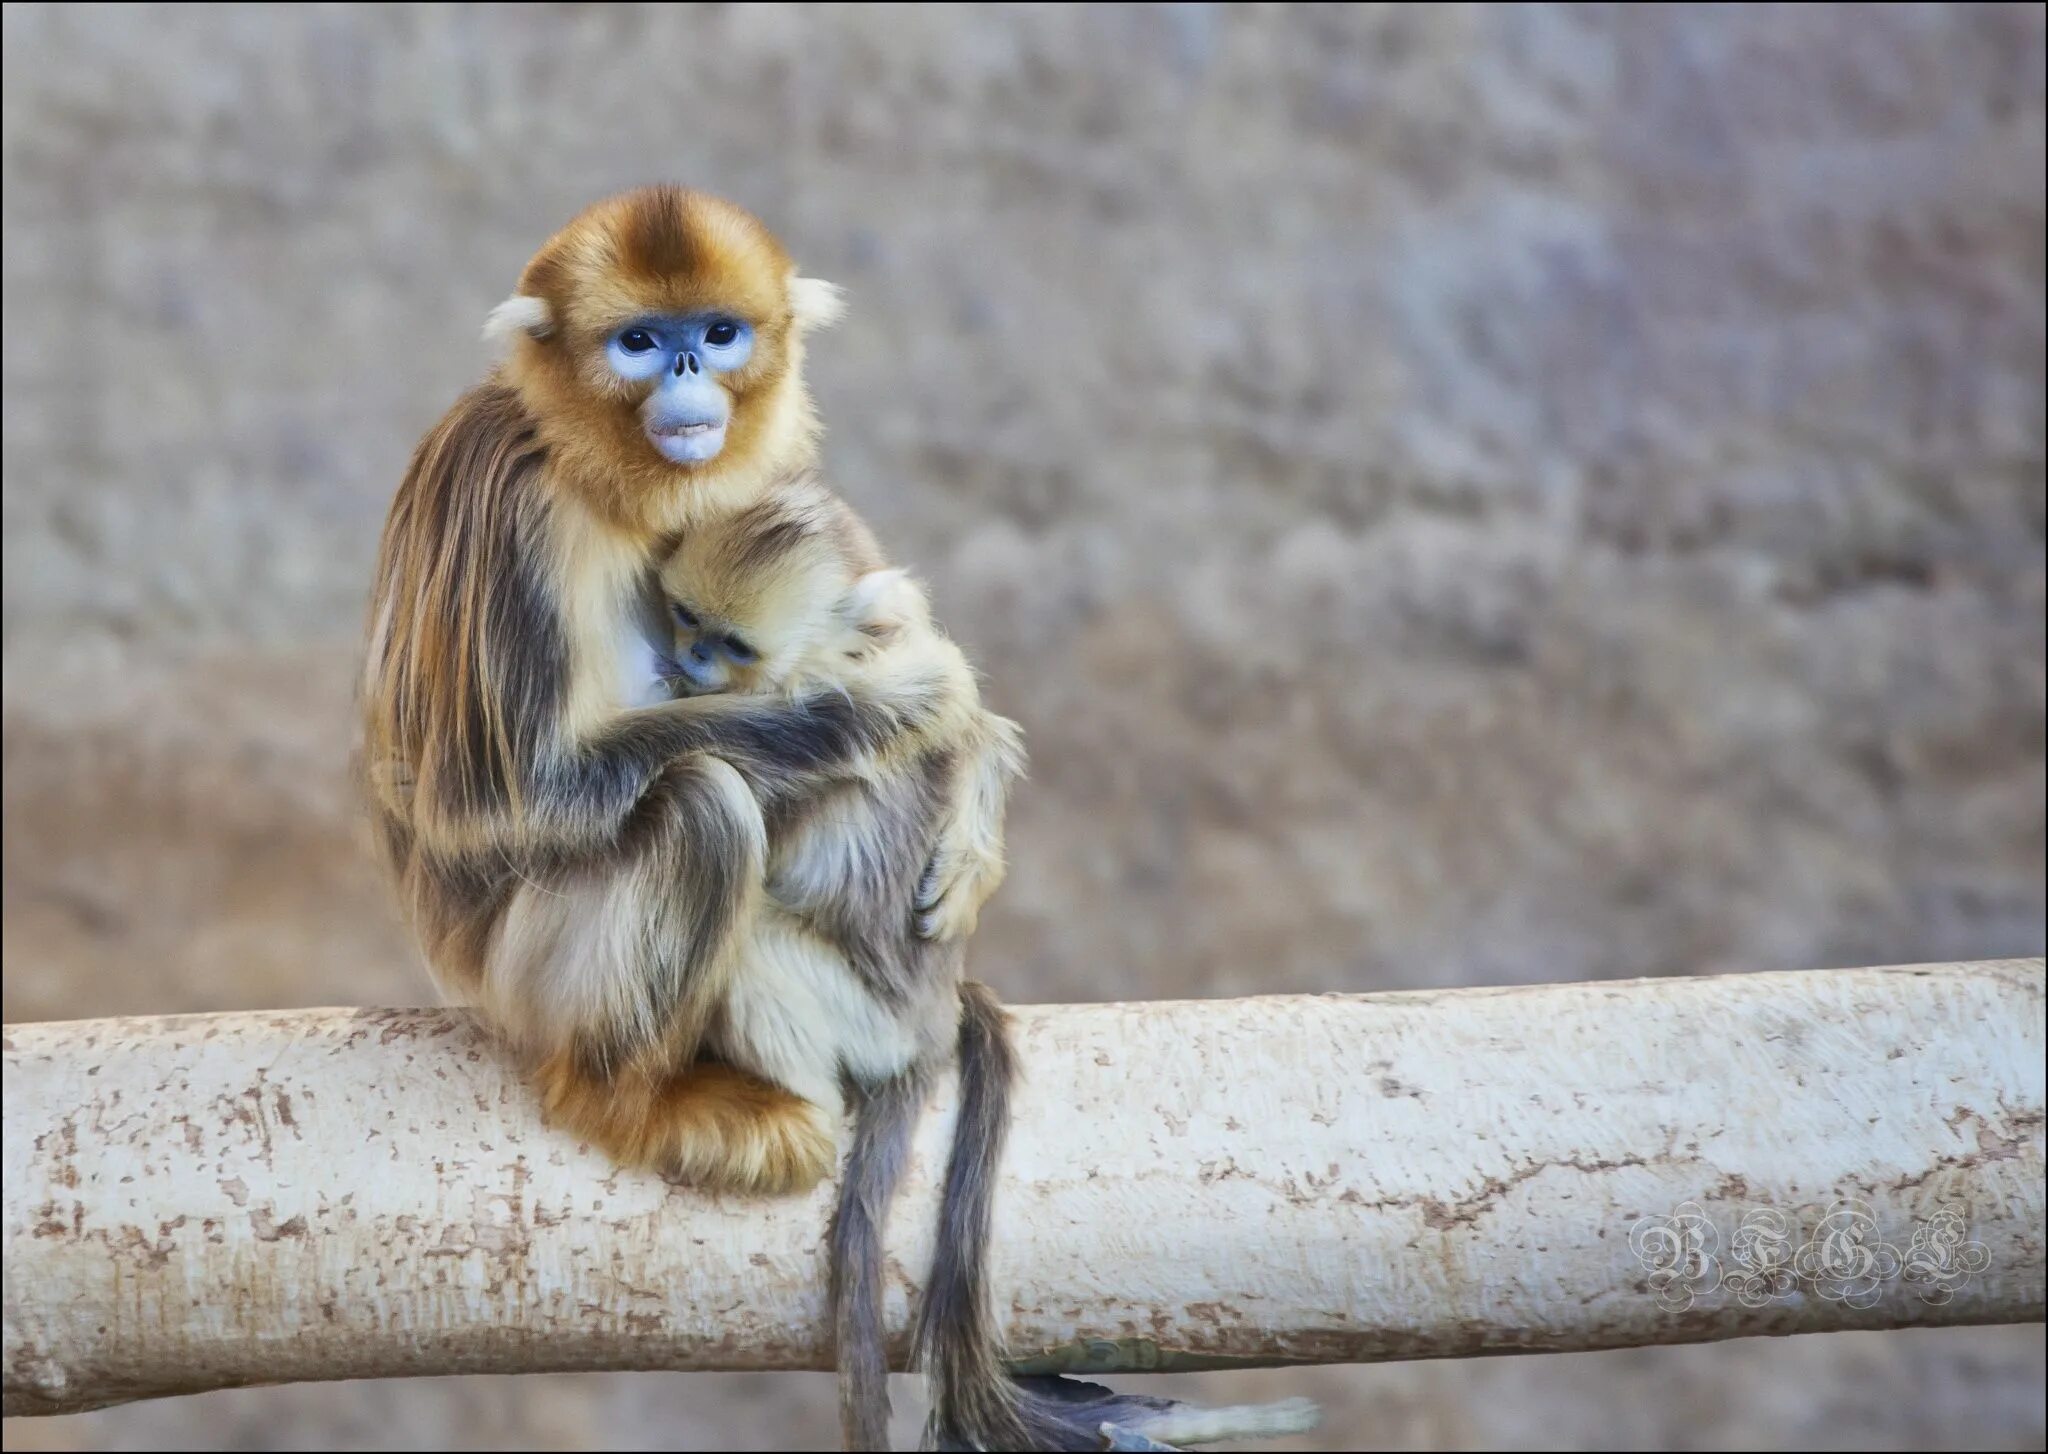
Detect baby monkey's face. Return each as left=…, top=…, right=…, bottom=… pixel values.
left=663, top=595, right=770, bottom=696
left=658, top=534, right=921, bottom=698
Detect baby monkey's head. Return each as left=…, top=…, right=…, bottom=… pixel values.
left=656, top=479, right=926, bottom=697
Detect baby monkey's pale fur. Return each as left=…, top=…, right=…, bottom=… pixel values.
left=642, top=474, right=1025, bottom=1183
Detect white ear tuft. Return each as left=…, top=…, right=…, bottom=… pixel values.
left=789, top=276, right=848, bottom=331
left=483, top=294, right=553, bottom=348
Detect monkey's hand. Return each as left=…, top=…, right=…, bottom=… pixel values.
left=916, top=712, right=1027, bottom=942
left=915, top=832, right=1003, bottom=942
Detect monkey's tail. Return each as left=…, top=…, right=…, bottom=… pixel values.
left=915, top=983, right=1321, bottom=1454
left=831, top=1065, right=929, bottom=1452
left=912, top=980, right=1032, bottom=1450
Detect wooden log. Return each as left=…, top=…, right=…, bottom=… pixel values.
left=5, top=960, right=2042, bottom=1416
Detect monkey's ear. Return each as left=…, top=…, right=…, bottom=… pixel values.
left=483, top=294, right=554, bottom=348
left=789, top=276, right=847, bottom=332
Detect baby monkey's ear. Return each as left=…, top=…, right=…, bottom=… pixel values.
left=845, top=568, right=928, bottom=642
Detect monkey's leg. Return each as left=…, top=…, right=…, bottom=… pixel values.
left=517, top=756, right=836, bottom=1194
left=491, top=753, right=767, bottom=1069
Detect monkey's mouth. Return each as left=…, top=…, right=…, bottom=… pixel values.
left=646, top=418, right=729, bottom=464
left=655, top=662, right=718, bottom=697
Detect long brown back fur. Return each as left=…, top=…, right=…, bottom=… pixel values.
left=364, top=382, right=558, bottom=841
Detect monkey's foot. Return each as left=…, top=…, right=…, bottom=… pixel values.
left=652, top=1062, right=838, bottom=1194
left=934, top=1377, right=1320, bottom=1452
left=537, top=1057, right=835, bottom=1195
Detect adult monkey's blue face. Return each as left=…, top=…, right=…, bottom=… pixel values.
left=607, top=315, right=757, bottom=464
left=484, top=187, right=846, bottom=511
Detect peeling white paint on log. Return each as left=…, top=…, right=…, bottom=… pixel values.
left=4, top=961, right=2043, bottom=1416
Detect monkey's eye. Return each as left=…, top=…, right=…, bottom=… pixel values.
left=705, top=321, right=740, bottom=348
left=671, top=603, right=698, bottom=629
left=619, top=328, right=657, bottom=354
left=723, top=635, right=757, bottom=664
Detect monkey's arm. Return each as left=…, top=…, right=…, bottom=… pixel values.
left=917, top=709, right=1027, bottom=941
left=546, top=662, right=951, bottom=843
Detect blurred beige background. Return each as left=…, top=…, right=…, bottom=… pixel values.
left=3, top=3, right=2043, bottom=1449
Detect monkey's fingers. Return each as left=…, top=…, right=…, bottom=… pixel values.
left=912, top=860, right=966, bottom=940
left=914, top=850, right=1000, bottom=942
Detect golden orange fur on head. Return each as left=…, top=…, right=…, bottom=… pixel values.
left=487, top=186, right=844, bottom=534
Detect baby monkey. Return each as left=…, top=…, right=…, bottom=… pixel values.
left=657, top=477, right=1028, bottom=1450
left=653, top=475, right=1020, bottom=1133
left=656, top=481, right=1314, bottom=1452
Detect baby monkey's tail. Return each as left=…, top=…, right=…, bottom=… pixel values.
left=915, top=984, right=1320, bottom=1454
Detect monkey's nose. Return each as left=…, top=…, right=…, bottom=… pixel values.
left=689, top=641, right=714, bottom=664
left=673, top=351, right=700, bottom=377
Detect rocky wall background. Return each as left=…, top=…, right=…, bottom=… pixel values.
left=4, top=4, right=2042, bottom=1448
